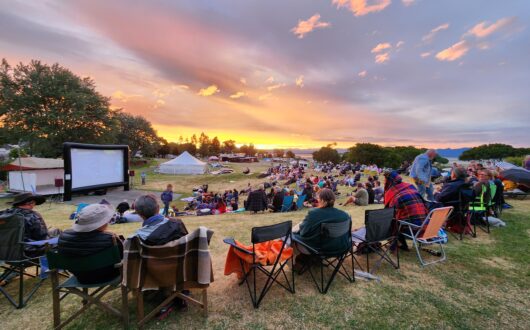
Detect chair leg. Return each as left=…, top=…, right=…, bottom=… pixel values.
left=121, top=286, right=129, bottom=329
left=137, top=289, right=144, bottom=330
left=50, top=271, right=61, bottom=328
left=202, top=289, right=208, bottom=316
left=18, top=264, right=24, bottom=309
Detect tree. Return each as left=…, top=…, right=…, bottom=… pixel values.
left=312, top=146, right=340, bottom=164
left=115, top=112, right=161, bottom=157
left=273, top=149, right=285, bottom=158
left=0, top=59, right=117, bottom=157
left=285, top=150, right=296, bottom=158
left=239, top=144, right=256, bottom=156
left=198, top=132, right=210, bottom=157
left=459, top=143, right=530, bottom=160
left=209, top=136, right=221, bottom=156
left=221, top=139, right=237, bottom=154
left=345, top=143, right=387, bottom=165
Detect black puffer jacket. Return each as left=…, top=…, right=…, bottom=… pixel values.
left=58, top=229, right=123, bottom=284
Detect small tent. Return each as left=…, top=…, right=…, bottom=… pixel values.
left=3, top=157, right=64, bottom=195
left=159, top=151, right=207, bottom=175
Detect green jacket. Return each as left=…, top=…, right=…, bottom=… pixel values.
left=295, top=207, right=350, bottom=255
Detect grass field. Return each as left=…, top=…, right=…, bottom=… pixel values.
left=1, top=161, right=529, bottom=329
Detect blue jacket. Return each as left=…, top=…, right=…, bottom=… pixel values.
left=435, top=179, right=467, bottom=204
left=410, top=153, right=432, bottom=184
left=161, top=190, right=173, bottom=203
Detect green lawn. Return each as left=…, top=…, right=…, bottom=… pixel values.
left=1, top=163, right=529, bottom=329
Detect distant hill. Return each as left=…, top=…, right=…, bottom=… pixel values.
left=437, top=148, right=471, bottom=158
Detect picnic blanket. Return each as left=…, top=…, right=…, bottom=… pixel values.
left=122, top=226, right=214, bottom=290
left=224, top=239, right=293, bottom=279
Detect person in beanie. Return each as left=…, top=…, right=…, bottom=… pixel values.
left=58, top=204, right=123, bottom=284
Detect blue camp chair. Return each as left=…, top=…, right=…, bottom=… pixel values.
left=296, top=195, right=306, bottom=210
left=281, top=195, right=294, bottom=212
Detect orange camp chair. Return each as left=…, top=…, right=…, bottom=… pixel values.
left=399, top=207, right=454, bottom=267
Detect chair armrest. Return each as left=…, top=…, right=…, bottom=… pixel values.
left=398, top=221, right=421, bottom=229
left=22, top=237, right=59, bottom=246
left=291, top=235, right=319, bottom=254
left=223, top=238, right=254, bottom=255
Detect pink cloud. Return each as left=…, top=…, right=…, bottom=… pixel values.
left=291, top=14, right=331, bottom=39
left=333, top=0, right=392, bottom=16
left=422, top=23, right=450, bottom=43
left=371, top=42, right=392, bottom=53
left=375, top=52, right=390, bottom=63
left=435, top=40, right=470, bottom=61
left=466, top=17, right=517, bottom=38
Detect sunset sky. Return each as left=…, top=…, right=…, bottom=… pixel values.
left=1, top=0, right=529, bottom=149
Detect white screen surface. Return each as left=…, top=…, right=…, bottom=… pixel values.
left=71, top=148, right=124, bottom=189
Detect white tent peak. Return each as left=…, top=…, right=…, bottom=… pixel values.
left=159, top=151, right=207, bottom=174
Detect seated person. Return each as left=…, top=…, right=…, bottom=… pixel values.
left=384, top=171, right=428, bottom=250
left=268, top=186, right=285, bottom=212
left=365, top=182, right=375, bottom=204
left=472, top=170, right=492, bottom=206
left=6, top=193, right=61, bottom=257
left=133, top=194, right=188, bottom=245
left=342, top=183, right=369, bottom=206
left=384, top=171, right=428, bottom=225
left=244, top=185, right=268, bottom=213
left=293, top=188, right=350, bottom=258
left=229, top=198, right=239, bottom=211
left=214, top=199, right=227, bottom=214
left=373, top=180, right=384, bottom=203
left=58, top=203, right=123, bottom=284
left=435, top=166, right=468, bottom=204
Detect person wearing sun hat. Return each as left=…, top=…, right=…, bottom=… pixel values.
left=4, top=193, right=61, bottom=253
left=57, top=203, right=123, bottom=284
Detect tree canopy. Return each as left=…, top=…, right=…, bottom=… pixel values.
left=313, top=146, right=341, bottom=164
left=0, top=59, right=117, bottom=157
left=459, top=143, right=530, bottom=160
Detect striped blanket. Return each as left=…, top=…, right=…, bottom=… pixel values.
left=122, top=226, right=214, bottom=290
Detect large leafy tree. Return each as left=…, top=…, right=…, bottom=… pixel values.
left=313, top=146, right=340, bottom=164
left=0, top=59, right=117, bottom=157
left=114, top=112, right=161, bottom=157
left=459, top=143, right=530, bottom=160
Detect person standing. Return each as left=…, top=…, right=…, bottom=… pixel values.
left=160, top=184, right=173, bottom=216
left=141, top=171, right=146, bottom=185
left=410, top=149, right=437, bottom=201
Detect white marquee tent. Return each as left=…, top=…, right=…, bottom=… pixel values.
left=159, top=151, right=207, bottom=175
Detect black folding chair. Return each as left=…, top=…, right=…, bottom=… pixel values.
left=445, top=185, right=473, bottom=240
left=0, top=211, right=47, bottom=308
left=223, top=221, right=294, bottom=308
left=47, top=246, right=129, bottom=329
left=468, top=185, right=490, bottom=236
left=292, top=219, right=354, bottom=294
left=351, top=208, right=399, bottom=274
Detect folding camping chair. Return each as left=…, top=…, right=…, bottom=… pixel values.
left=445, top=185, right=473, bottom=240
left=292, top=219, right=354, bottom=294
left=125, top=228, right=213, bottom=329
left=223, top=221, right=294, bottom=308
left=351, top=208, right=399, bottom=274
left=281, top=195, right=294, bottom=212
left=0, top=211, right=51, bottom=308
left=295, top=194, right=306, bottom=210
left=468, top=185, right=490, bottom=235
left=399, top=206, right=454, bottom=267
left=47, top=246, right=129, bottom=330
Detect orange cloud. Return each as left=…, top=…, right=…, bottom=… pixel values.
left=229, top=91, right=246, bottom=99
left=267, top=83, right=286, bottom=92
left=466, top=17, right=516, bottom=38
left=422, top=23, right=450, bottom=43
left=375, top=52, right=390, bottom=64
left=420, top=52, right=431, bottom=58
left=197, top=85, right=220, bottom=96
left=333, top=0, right=392, bottom=16
left=291, top=14, right=331, bottom=39
left=112, top=90, right=142, bottom=102
left=371, top=42, right=392, bottom=53
left=435, top=40, right=470, bottom=61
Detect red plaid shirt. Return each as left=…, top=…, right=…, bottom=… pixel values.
left=384, top=182, right=428, bottom=225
